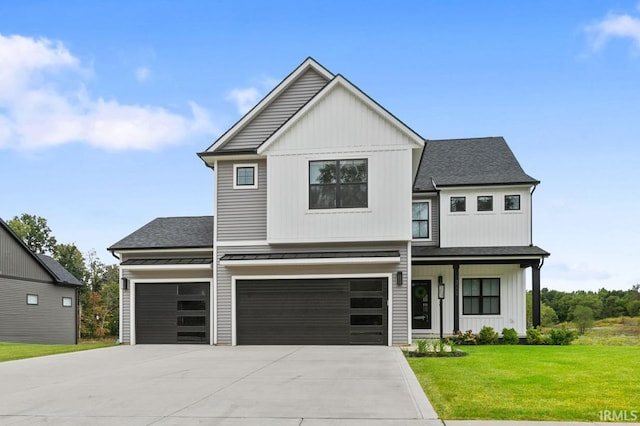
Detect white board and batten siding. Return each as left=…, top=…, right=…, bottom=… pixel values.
left=216, top=243, right=409, bottom=345
left=264, top=84, right=418, bottom=243
left=412, top=264, right=527, bottom=335
left=439, top=186, right=531, bottom=247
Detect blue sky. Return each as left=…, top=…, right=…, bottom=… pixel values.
left=1, top=1, right=638, bottom=292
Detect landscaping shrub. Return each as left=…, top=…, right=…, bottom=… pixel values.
left=546, top=326, right=576, bottom=345
left=447, top=329, right=477, bottom=345
left=477, top=326, right=499, bottom=344
left=526, top=326, right=545, bottom=345
left=502, top=328, right=519, bottom=344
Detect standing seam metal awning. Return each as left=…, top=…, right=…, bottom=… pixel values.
left=219, top=250, right=401, bottom=266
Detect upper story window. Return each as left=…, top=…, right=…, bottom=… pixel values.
left=26, top=294, right=38, bottom=305
left=309, top=159, right=367, bottom=209
left=462, top=278, right=500, bottom=315
left=412, top=201, right=430, bottom=239
left=450, top=196, right=466, bottom=212
left=233, top=164, right=258, bottom=189
left=505, top=194, right=520, bottom=211
left=477, top=195, right=493, bottom=212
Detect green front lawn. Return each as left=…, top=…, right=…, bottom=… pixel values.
left=408, top=345, right=640, bottom=421
left=0, top=341, right=116, bottom=362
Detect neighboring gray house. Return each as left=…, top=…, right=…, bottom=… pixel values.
left=110, top=58, right=549, bottom=346
left=0, top=218, right=83, bottom=344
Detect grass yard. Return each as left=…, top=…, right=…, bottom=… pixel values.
left=408, top=345, right=640, bottom=421
left=0, top=341, right=116, bottom=362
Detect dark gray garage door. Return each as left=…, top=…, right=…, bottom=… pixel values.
left=236, top=278, right=387, bottom=345
left=136, top=282, right=209, bottom=344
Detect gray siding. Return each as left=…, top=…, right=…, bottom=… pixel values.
left=221, top=68, right=329, bottom=151
left=0, top=226, right=51, bottom=281
left=122, top=288, right=130, bottom=344
left=217, top=159, right=267, bottom=241
left=412, top=195, right=439, bottom=247
left=0, top=277, right=77, bottom=344
left=216, top=242, right=408, bottom=345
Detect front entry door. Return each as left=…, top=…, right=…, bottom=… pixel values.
left=412, top=280, right=432, bottom=329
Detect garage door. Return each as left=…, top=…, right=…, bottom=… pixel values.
left=236, top=278, right=387, bottom=345
left=136, top=282, right=209, bottom=344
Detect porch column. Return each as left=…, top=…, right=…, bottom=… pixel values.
left=532, top=261, right=541, bottom=327
left=453, top=263, right=460, bottom=333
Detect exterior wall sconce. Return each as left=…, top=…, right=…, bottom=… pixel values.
left=438, top=275, right=445, bottom=339
left=121, top=277, right=129, bottom=290
left=396, top=271, right=403, bottom=286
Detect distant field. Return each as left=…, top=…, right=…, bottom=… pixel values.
left=409, top=345, right=640, bottom=421
left=573, top=316, right=640, bottom=345
left=0, top=341, right=116, bottom=362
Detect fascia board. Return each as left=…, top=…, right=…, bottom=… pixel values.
left=258, top=75, right=424, bottom=155
left=206, top=58, right=333, bottom=154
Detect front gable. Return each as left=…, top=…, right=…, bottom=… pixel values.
left=204, top=58, right=333, bottom=155
left=258, top=76, right=424, bottom=155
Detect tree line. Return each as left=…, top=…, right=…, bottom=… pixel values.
left=7, top=213, right=118, bottom=339
left=527, top=285, right=640, bottom=332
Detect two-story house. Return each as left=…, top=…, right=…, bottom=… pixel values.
left=109, top=58, right=548, bottom=345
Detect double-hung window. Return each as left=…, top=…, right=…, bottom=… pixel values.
left=462, top=278, right=500, bottom=315
left=412, top=201, right=429, bottom=239
left=309, top=159, right=367, bottom=209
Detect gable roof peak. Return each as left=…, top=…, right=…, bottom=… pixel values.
left=202, top=57, right=334, bottom=155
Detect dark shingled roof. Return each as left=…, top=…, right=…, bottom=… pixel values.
left=413, top=137, right=539, bottom=192
left=109, top=216, right=213, bottom=250
left=220, top=250, right=400, bottom=262
left=412, top=246, right=550, bottom=258
left=35, top=254, right=83, bottom=286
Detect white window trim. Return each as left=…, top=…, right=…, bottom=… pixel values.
left=233, top=163, right=258, bottom=189
left=231, top=273, right=393, bottom=347
left=412, top=200, right=432, bottom=241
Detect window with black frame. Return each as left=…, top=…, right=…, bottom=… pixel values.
left=309, top=159, right=367, bottom=209
left=462, top=278, right=500, bottom=315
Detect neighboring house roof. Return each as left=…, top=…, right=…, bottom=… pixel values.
left=0, top=218, right=83, bottom=286
left=412, top=245, right=550, bottom=258
left=35, top=254, right=83, bottom=286
left=108, top=216, right=214, bottom=251
left=413, top=137, right=539, bottom=192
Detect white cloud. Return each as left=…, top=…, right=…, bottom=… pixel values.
left=0, top=34, right=216, bottom=151
left=135, top=66, right=150, bottom=82
left=585, top=9, right=640, bottom=51
left=225, top=87, right=261, bottom=114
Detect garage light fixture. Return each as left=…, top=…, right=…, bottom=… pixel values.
left=396, top=271, right=403, bottom=286
left=121, top=278, right=129, bottom=290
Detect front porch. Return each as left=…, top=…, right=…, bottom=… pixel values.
left=411, top=245, right=549, bottom=339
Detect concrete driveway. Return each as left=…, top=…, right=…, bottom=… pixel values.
left=0, top=345, right=439, bottom=425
